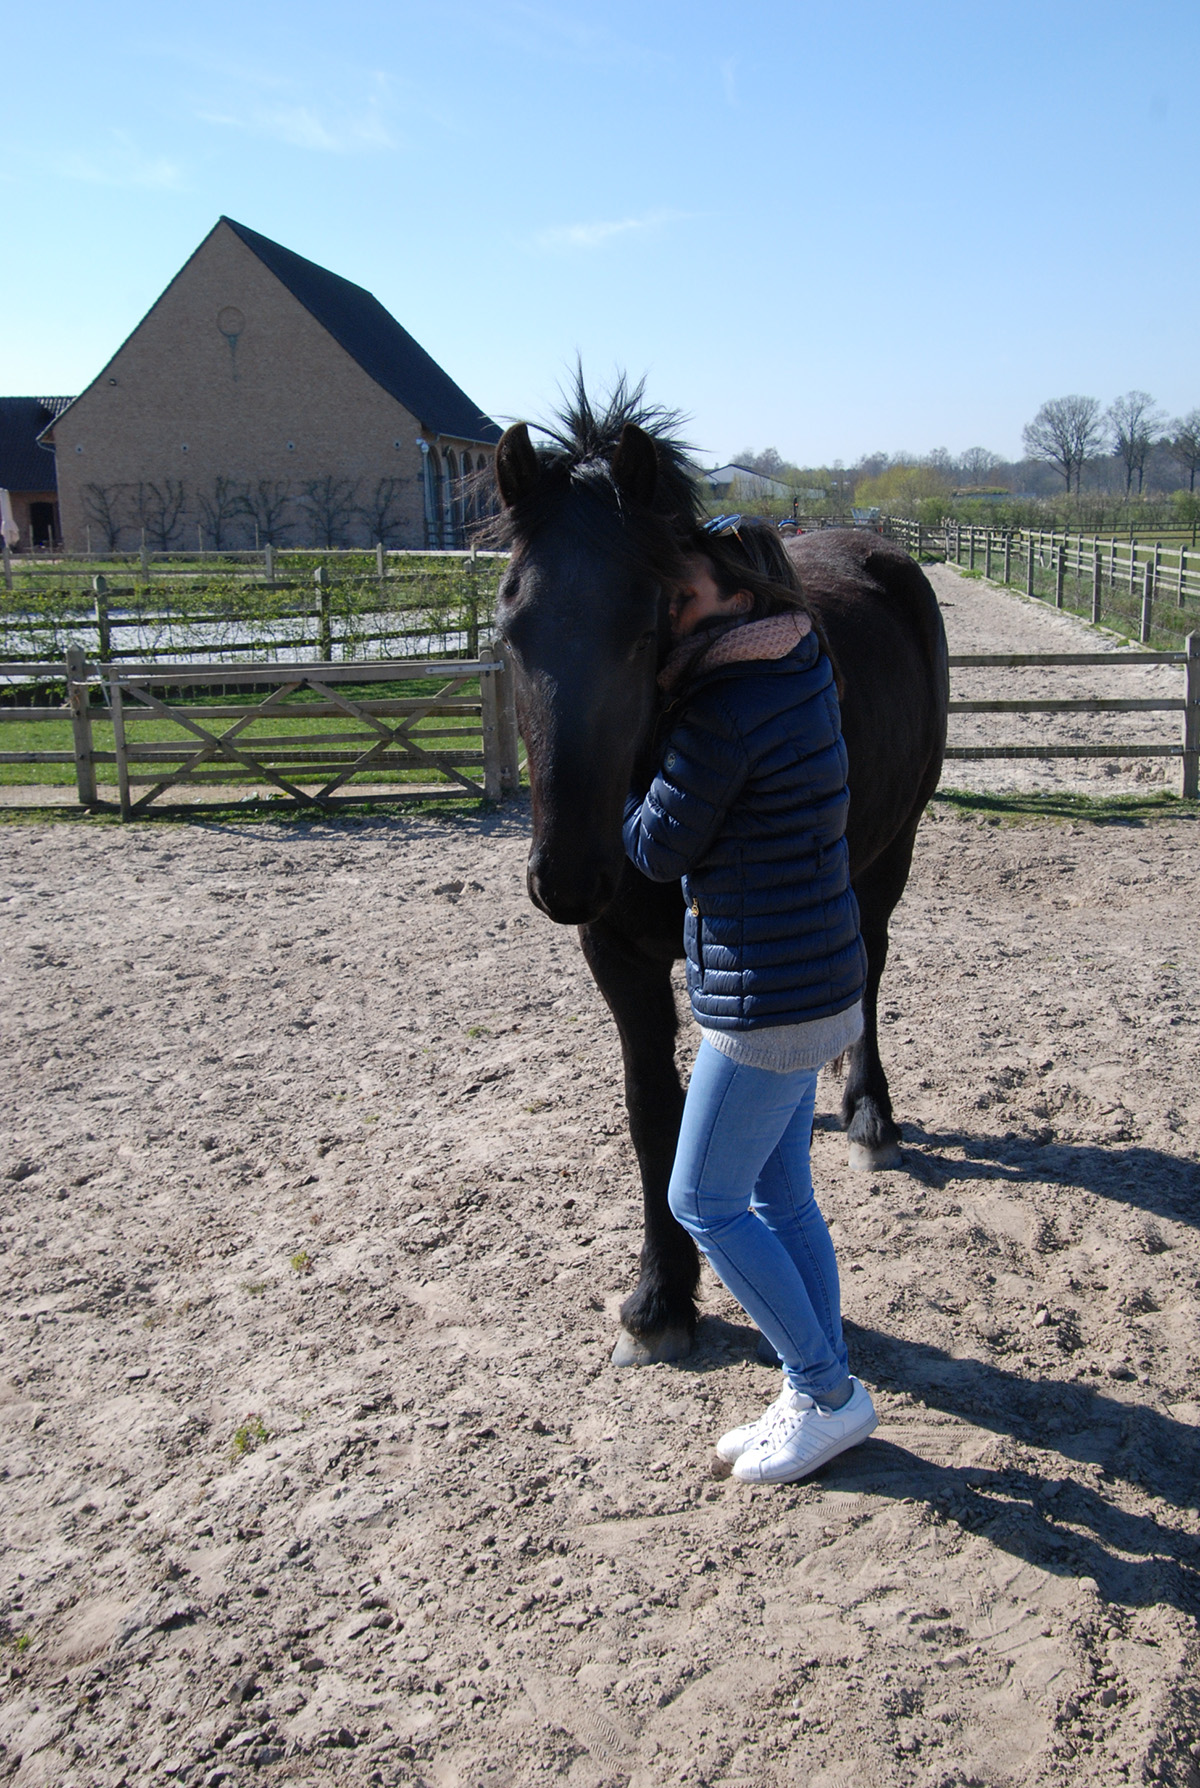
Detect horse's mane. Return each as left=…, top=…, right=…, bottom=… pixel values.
left=489, top=371, right=704, bottom=560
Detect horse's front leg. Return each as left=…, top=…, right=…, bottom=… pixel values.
left=579, top=918, right=699, bottom=1364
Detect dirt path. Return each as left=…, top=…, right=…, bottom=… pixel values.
left=2, top=565, right=1199, bottom=1788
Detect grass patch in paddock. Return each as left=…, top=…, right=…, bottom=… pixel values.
left=933, top=786, right=1198, bottom=827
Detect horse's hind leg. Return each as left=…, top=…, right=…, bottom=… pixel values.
left=843, top=822, right=920, bottom=1171
left=579, top=920, right=699, bottom=1364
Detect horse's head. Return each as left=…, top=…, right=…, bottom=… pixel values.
left=492, top=388, right=697, bottom=925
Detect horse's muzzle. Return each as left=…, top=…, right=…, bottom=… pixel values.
left=526, top=852, right=619, bottom=926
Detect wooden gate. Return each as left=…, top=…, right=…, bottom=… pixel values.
left=55, top=646, right=521, bottom=816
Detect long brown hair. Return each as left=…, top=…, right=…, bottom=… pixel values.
left=695, top=520, right=843, bottom=692
left=696, top=519, right=809, bottom=620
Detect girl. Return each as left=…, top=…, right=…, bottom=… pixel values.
left=622, top=519, right=878, bottom=1485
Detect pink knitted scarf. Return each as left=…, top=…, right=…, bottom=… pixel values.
left=657, top=610, right=812, bottom=697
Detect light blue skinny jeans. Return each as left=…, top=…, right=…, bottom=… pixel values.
left=667, top=1039, right=849, bottom=1401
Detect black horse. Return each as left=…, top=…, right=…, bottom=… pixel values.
left=492, top=387, right=948, bottom=1365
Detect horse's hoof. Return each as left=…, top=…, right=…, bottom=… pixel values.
left=611, top=1326, right=693, bottom=1367
left=848, top=1139, right=903, bottom=1172
left=756, top=1332, right=782, bottom=1366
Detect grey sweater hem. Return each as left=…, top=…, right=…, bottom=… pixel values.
left=699, top=1000, right=864, bottom=1074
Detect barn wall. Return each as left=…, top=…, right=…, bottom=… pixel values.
left=49, top=222, right=489, bottom=551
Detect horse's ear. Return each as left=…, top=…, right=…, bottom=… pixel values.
left=611, top=423, right=658, bottom=506
left=495, top=423, right=540, bottom=508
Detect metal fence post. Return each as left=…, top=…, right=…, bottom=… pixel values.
left=1179, top=547, right=1188, bottom=609
left=265, top=541, right=275, bottom=585
left=984, top=531, right=992, bottom=580
left=2, top=537, right=11, bottom=591
left=1026, top=535, right=1035, bottom=597
left=1183, top=632, right=1200, bottom=800
left=1091, top=549, right=1102, bottom=625
left=376, top=541, right=385, bottom=582
left=968, top=527, right=976, bottom=571
left=65, top=644, right=96, bottom=806
left=1055, top=545, right=1065, bottom=609
left=1140, top=562, right=1153, bottom=643
left=1003, top=532, right=1011, bottom=585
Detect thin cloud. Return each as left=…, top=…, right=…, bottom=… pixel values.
left=536, top=209, right=692, bottom=251
left=56, top=132, right=184, bottom=190
left=196, top=71, right=397, bottom=154
left=477, top=2, right=665, bottom=68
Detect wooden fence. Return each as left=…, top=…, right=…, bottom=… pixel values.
left=884, top=517, right=1200, bottom=643
left=4, top=639, right=1196, bottom=811
left=0, top=644, right=521, bottom=817
left=944, top=644, right=1199, bottom=798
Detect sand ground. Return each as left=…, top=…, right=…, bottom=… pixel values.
left=1, top=567, right=1198, bottom=1788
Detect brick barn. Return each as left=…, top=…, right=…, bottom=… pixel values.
left=40, top=218, right=501, bottom=552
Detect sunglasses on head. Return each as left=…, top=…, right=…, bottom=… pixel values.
left=704, top=514, right=744, bottom=538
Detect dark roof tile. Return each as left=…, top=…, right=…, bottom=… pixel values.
left=0, top=399, right=69, bottom=492
left=224, top=218, right=500, bottom=445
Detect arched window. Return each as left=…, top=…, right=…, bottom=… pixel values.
left=422, top=445, right=442, bottom=547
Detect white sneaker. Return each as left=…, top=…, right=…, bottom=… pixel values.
left=715, top=1384, right=813, bottom=1465
left=731, top=1378, right=878, bottom=1485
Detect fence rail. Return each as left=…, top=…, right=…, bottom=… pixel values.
left=943, top=644, right=1198, bottom=797
left=4, top=638, right=1197, bottom=809
left=0, top=644, right=522, bottom=817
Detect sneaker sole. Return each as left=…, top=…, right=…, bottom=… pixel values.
left=732, top=1407, right=879, bottom=1485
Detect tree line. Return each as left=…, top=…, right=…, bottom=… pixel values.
left=732, top=393, right=1200, bottom=510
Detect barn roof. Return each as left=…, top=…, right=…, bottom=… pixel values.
left=0, top=398, right=71, bottom=492
left=39, top=221, right=501, bottom=452
left=224, top=218, right=501, bottom=446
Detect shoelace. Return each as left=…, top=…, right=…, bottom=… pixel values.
left=758, top=1392, right=815, bottom=1447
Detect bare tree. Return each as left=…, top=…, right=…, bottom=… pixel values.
left=133, top=480, right=188, bottom=550
left=1107, top=391, right=1166, bottom=495
left=958, top=446, right=1002, bottom=483
left=1166, top=410, right=1200, bottom=493
left=81, top=483, right=126, bottom=551
left=360, top=476, right=408, bottom=546
left=196, top=476, right=247, bottom=550
left=240, top=480, right=293, bottom=545
left=733, top=446, right=788, bottom=478
left=298, top=477, right=359, bottom=548
left=1022, top=396, right=1106, bottom=493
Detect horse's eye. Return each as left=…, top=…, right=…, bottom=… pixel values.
left=631, top=629, right=656, bottom=658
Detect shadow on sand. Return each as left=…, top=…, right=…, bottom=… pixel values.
left=687, top=1313, right=1200, bottom=1617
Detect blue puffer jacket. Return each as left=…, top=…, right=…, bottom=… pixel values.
left=622, top=630, right=866, bottom=1030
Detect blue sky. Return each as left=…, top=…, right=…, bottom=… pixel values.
left=4, top=0, right=1197, bottom=466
